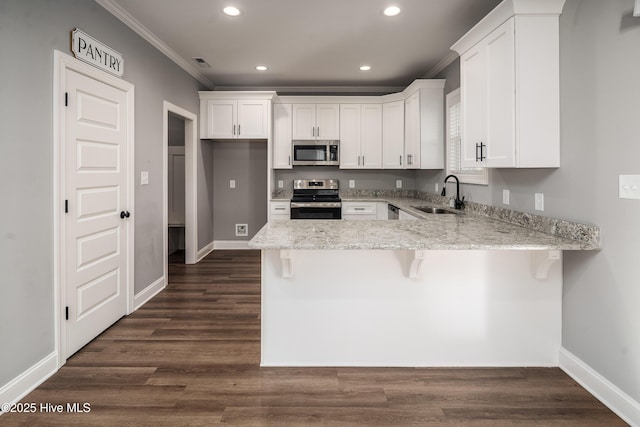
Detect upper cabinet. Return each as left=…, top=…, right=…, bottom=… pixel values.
left=382, top=100, right=405, bottom=169
left=452, top=0, right=565, bottom=168
left=273, top=103, right=293, bottom=169
left=340, top=104, right=382, bottom=169
left=199, top=92, right=275, bottom=140
left=292, top=104, right=340, bottom=140
left=403, top=83, right=445, bottom=170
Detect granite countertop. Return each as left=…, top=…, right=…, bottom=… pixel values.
left=252, top=196, right=599, bottom=251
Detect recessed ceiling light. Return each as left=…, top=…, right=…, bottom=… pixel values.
left=223, top=6, right=241, bottom=16
left=383, top=6, right=400, bottom=16
left=256, top=65, right=267, bottom=71
left=359, top=65, right=371, bottom=71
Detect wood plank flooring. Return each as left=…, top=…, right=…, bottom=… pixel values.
left=2, top=250, right=626, bottom=426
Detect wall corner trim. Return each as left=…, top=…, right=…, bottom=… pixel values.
left=559, top=347, right=640, bottom=426
left=197, top=241, right=215, bottom=262
left=133, top=276, right=166, bottom=311
left=0, top=352, right=58, bottom=413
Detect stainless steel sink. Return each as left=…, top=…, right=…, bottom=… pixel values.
left=411, top=206, right=461, bottom=215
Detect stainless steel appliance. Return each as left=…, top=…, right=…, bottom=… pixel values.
left=292, top=140, right=339, bottom=166
left=290, top=179, right=341, bottom=219
left=388, top=204, right=399, bottom=220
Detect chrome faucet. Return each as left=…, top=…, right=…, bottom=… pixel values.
left=441, top=174, right=465, bottom=210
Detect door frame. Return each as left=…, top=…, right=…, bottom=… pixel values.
left=163, top=101, right=198, bottom=275
left=53, top=50, right=135, bottom=368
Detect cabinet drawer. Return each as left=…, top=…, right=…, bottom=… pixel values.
left=270, top=201, right=290, bottom=218
left=342, top=202, right=377, bottom=215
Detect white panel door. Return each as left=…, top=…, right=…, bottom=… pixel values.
left=272, top=103, right=293, bottom=169
left=361, top=104, right=382, bottom=169
left=404, top=92, right=421, bottom=169
left=207, top=100, right=236, bottom=139
left=65, top=69, right=129, bottom=357
left=315, top=104, right=340, bottom=140
left=460, top=44, right=487, bottom=168
left=292, top=104, right=316, bottom=140
left=382, top=101, right=405, bottom=169
left=237, top=100, right=268, bottom=139
left=339, top=104, right=361, bottom=169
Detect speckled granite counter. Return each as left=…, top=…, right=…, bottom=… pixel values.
left=254, top=195, right=599, bottom=251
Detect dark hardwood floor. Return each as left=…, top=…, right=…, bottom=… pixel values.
left=2, top=250, right=626, bottom=426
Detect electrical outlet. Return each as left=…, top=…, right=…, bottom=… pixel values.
left=535, top=193, right=544, bottom=211
left=349, top=180, right=355, bottom=188
left=230, top=180, right=236, bottom=189
left=503, top=189, right=510, bottom=205
left=235, top=224, right=248, bottom=237
left=277, top=180, right=284, bottom=189
left=435, top=183, right=439, bottom=192
left=140, top=171, right=149, bottom=185
left=396, top=180, right=402, bottom=189
left=619, top=175, right=640, bottom=199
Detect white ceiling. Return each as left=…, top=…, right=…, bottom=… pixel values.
left=100, top=0, right=502, bottom=92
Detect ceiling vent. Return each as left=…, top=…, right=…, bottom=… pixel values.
left=192, top=57, right=211, bottom=68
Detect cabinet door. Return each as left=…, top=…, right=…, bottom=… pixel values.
left=382, top=101, right=405, bottom=169
left=361, top=104, right=383, bottom=169
left=237, top=100, right=269, bottom=139
left=485, top=18, right=515, bottom=167
left=206, top=100, right=236, bottom=139
left=339, top=104, right=361, bottom=169
left=292, top=104, right=316, bottom=140
left=404, top=92, right=421, bottom=169
left=273, top=104, right=292, bottom=169
left=460, top=44, right=487, bottom=167
left=316, top=104, right=340, bottom=139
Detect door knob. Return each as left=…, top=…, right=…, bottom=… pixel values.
left=120, top=210, right=130, bottom=219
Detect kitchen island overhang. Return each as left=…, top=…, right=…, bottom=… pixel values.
left=249, top=216, right=597, bottom=367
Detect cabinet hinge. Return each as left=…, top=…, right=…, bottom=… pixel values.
left=65, top=199, right=68, bottom=213
left=65, top=306, right=69, bottom=320
left=65, top=92, right=68, bottom=107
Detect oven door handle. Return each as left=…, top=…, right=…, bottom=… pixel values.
left=290, top=202, right=342, bottom=208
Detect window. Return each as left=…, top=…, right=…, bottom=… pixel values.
left=445, top=89, right=488, bottom=185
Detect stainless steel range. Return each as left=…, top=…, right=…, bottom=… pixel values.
left=290, top=179, right=341, bottom=220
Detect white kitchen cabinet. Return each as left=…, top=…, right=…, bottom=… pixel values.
left=273, top=104, right=292, bottom=169
left=199, top=92, right=274, bottom=140
left=342, top=202, right=378, bottom=220
left=292, top=104, right=339, bottom=140
left=452, top=0, right=563, bottom=168
left=382, top=100, right=405, bottom=169
left=376, top=202, right=389, bottom=220
left=270, top=201, right=290, bottom=220
left=339, top=104, right=382, bottom=169
left=404, top=85, right=445, bottom=170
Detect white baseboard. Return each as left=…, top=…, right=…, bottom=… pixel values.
left=0, top=352, right=57, bottom=415
left=560, top=347, right=640, bottom=426
left=133, top=276, right=166, bottom=311
left=213, top=240, right=251, bottom=250
left=196, top=241, right=214, bottom=262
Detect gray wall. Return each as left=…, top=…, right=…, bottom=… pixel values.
left=274, top=168, right=417, bottom=191
left=199, top=141, right=215, bottom=249
left=168, top=114, right=185, bottom=146
left=417, top=0, right=640, bottom=402
left=0, top=0, right=204, bottom=387
left=213, top=141, right=268, bottom=240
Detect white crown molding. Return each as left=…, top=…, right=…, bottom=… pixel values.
left=213, top=85, right=405, bottom=95
left=423, top=51, right=459, bottom=79
left=95, top=0, right=215, bottom=89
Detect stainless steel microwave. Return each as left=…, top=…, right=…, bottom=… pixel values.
left=292, top=140, right=339, bottom=166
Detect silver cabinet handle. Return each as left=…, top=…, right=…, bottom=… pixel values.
left=362, top=155, right=365, bottom=165
left=233, top=124, right=236, bottom=135
left=400, top=155, right=402, bottom=166
left=317, top=127, right=320, bottom=137
left=288, top=155, right=291, bottom=166
left=357, top=155, right=360, bottom=166
left=238, top=124, right=241, bottom=135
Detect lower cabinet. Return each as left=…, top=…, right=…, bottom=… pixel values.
left=342, top=202, right=378, bottom=220
left=270, top=201, right=290, bottom=220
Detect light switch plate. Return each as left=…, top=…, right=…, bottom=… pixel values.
left=141, top=171, right=149, bottom=185
left=396, top=180, right=402, bottom=189
left=349, top=180, right=355, bottom=188
left=619, top=175, right=640, bottom=199
left=277, top=180, right=284, bottom=189
left=503, top=189, right=510, bottom=205
left=230, top=180, right=236, bottom=189
left=535, top=193, right=544, bottom=211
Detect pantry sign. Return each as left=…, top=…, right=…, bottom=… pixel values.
left=71, top=29, right=124, bottom=77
